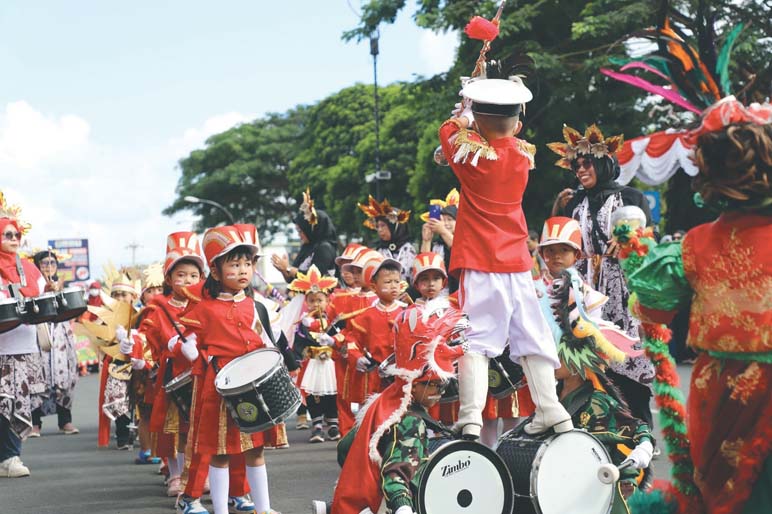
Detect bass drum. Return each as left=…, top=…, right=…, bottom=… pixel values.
left=495, top=429, right=615, bottom=514
left=416, top=440, right=513, bottom=514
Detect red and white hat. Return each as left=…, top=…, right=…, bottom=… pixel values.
left=412, top=252, right=447, bottom=282
left=164, top=232, right=205, bottom=275
left=341, top=247, right=376, bottom=273
left=202, top=224, right=260, bottom=267
left=335, top=242, right=365, bottom=267
left=361, top=252, right=401, bottom=285
left=539, top=216, right=582, bottom=252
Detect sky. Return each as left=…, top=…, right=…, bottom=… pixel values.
left=0, top=1, right=457, bottom=279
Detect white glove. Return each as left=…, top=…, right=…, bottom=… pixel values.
left=116, top=326, right=133, bottom=354
left=356, top=356, right=371, bottom=372
left=130, top=358, right=146, bottom=370
left=451, top=102, right=463, bottom=117
left=301, top=316, right=315, bottom=327
left=318, top=333, right=335, bottom=346
left=167, top=335, right=180, bottom=352
left=181, top=341, right=199, bottom=362
left=394, top=506, right=415, bottom=514
left=624, top=440, right=654, bottom=469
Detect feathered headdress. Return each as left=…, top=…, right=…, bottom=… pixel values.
left=547, top=125, right=624, bottom=170
left=357, top=195, right=411, bottom=230
left=419, top=188, right=460, bottom=222
left=299, top=187, right=318, bottom=227
left=0, top=191, right=31, bottom=235
left=102, top=262, right=141, bottom=296
left=600, top=18, right=743, bottom=114
left=22, top=247, right=73, bottom=262
left=288, top=264, right=338, bottom=295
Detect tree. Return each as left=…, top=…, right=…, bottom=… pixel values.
left=164, top=108, right=308, bottom=239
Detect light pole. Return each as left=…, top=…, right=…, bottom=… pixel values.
left=183, top=195, right=236, bottom=224
left=370, top=30, right=382, bottom=201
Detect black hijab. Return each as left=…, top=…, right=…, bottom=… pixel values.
left=374, top=216, right=411, bottom=252
left=293, top=209, right=338, bottom=272
left=565, top=155, right=625, bottom=255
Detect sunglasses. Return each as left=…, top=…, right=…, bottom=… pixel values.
left=571, top=159, right=593, bottom=173
left=39, top=259, right=57, bottom=266
left=2, top=231, right=21, bottom=241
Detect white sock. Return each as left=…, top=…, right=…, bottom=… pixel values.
left=168, top=455, right=181, bottom=479
left=246, top=464, right=270, bottom=513
left=176, top=453, right=185, bottom=477
left=208, top=465, right=230, bottom=514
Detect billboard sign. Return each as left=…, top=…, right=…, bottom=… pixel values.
left=48, top=239, right=90, bottom=286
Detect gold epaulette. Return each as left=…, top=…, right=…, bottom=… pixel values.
left=517, top=139, right=536, bottom=170
left=452, top=129, right=498, bottom=165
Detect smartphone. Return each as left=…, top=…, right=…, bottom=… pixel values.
left=429, top=204, right=442, bottom=220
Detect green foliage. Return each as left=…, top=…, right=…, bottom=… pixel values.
left=166, top=0, right=771, bottom=242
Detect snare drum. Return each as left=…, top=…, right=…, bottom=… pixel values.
left=54, top=287, right=88, bottom=322
left=22, top=292, right=59, bottom=324
left=0, top=297, right=22, bottom=334
left=416, top=440, right=513, bottom=514
left=164, top=369, right=193, bottom=422
left=495, top=429, right=615, bottom=514
left=488, top=348, right=526, bottom=400
left=214, top=348, right=301, bottom=434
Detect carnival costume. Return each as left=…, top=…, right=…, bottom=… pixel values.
left=331, top=300, right=467, bottom=514
left=614, top=97, right=772, bottom=514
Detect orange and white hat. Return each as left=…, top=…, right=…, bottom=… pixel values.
left=164, top=231, right=205, bottom=275
left=335, top=243, right=365, bottom=267
left=202, top=224, right=260, bottom=267
left=539, top=217, right=582, bottom=252
left=361, top=252, right=401, bottom=285
left=412, top=252, right=447, bottom=282
left=341, top=246, right=374, bottom=273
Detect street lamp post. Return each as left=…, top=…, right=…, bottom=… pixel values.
left=183, top=195, right=236, bottom=224
left=370, top=30, right=382, bottom=201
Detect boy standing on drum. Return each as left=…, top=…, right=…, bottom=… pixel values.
left=438, top=76, right=572, bottom=439
left=314, top=303, right=467, bottom=514
left=289, top=265, right=340, bottom=443
left=175, top=225, right=280, bottom=514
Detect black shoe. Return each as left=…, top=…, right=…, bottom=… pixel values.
left=460, top=433, right=479, bottom=442
left=327, top=426, right=340, bottom=441
left=309, top=428, right=324, bottom=443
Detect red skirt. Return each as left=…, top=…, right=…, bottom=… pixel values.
left=149, top=358, right=189, bottom=435
left=342, top=367, right=382, bottom=404
left=190, top=364, right=264, bottom=456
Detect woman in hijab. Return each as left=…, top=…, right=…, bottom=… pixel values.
left=28, top=250, right=79, bottom=438
left=272, top=191, right=338, bottom=283
left=358, top=196, right=416, bottom=285
left=549, top=125, right=654, bottom=429
left=0, top=195, right=47, bottom=478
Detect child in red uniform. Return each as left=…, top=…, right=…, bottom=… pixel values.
left=137, top=232, right=204, bottom=497
left=341, top=252, right=406, bottom=412
left=175, top=225, right=279, bottom=514
left=438, top=75, right=571, bottom=439
left=329, top=246, right=377, bottom=435
left=290, top=265, right=340, bottom=443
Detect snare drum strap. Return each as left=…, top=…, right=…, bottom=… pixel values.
left=254, top=300, right=300, bottom=372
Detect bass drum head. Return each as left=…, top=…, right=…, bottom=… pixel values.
left=417, top=440, right=513, bottom=514
left=533, top=430, right=614, bottom=514
left=215, top=348, right=282, bottom=392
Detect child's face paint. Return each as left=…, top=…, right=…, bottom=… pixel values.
left=166, top=263, right=202, bottom=300
left=217, top=256, right=253, bottom=294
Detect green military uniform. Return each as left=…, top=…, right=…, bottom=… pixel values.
left=337, top=403, right=432, bottom=513
left=561, top=380, right=653, bottom=514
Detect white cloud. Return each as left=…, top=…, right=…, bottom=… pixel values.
left=1, top=102, right=251, bottom=282
left=0, top=101, right=90, bottom=170
left=418, top=30, right=458, bottom=76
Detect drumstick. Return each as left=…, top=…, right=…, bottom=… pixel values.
left=154, top=302, right=188, bottom=344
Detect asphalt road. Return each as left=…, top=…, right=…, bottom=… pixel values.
left=0, top=364, right=693, bottom=514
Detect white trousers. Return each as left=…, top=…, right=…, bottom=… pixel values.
left=458, top=269, right=560, bottom=368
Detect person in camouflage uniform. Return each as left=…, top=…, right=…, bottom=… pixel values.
left=316, top=302, right=467, bottom=514
left=548, top=268, right=655, bottom=514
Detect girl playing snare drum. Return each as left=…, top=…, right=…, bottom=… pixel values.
left=174, top=224, right=280, bottom=514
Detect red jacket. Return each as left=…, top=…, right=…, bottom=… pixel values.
left=439, top=120, right=535, bottom=276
